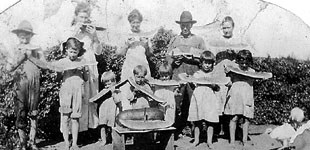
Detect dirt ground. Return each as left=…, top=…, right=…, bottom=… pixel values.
left=38, top=125, right=283, bottom=150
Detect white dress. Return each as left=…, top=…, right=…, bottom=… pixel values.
left=154, top=86, right=176, bottom=126
left=120, top=35, right=151, bottom=81
left=187, top=70, right=219, bottom=123
left=78, top=35, right=99, bottom=131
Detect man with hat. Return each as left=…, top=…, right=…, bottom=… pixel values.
left=166, top=11, right=206, bottom=139
left=8, top=20, right=44, bottom=150
left=167, top=11, right=206, bottom=80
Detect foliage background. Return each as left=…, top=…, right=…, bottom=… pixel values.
left=0, top=28, right=309, bottom=146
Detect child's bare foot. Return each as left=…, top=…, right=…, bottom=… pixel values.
left=70, top=145, right=79, bottom=150
left=207, top=143, right=214, bottom=149
left=64, top=144, right=70, bottom=150
left=191, top=140, right=199, bottom=147
left=30, top=144, right=39, bottom=150
left=99, top=140, right=106, bottom=147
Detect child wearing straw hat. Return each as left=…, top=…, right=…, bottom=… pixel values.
left=7, top=20, right=44, bottom=150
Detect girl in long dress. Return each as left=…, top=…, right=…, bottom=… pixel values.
left=224, top=50, right=255, bottom=147
left=115, top=9, right=153, bottom=81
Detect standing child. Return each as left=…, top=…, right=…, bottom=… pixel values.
left=224, top=49, right=255, bottom=147
left=187, top=51, right=219, bottom=149
left=98, top=70, right=122, bottom=146
left=152, top=62, right=177, bottom=126
left=7, top=20, right=44, bottom=150
left=56, top=37, right=89, bottom=150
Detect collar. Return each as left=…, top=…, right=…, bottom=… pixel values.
left=179, top=33, right=195, bottom=39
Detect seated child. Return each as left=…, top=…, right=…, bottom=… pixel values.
left=98, top=70, right=122, bottom=146
left=120, top=65, right=154, bottom=110
left=292, top=121, right=310, bottom=150
left=265, top=107, right=306, bottom=150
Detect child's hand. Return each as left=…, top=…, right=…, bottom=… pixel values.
left=183, top=54, right=194, bottom=60
left=85, top=24, right=96, bottom=35
left=173, top=55, right=184, bottom=67
left=76, top=66, right=84, bottom=71
left=225, top=81, right=232, bottom=87
left=224, top=65, right=230, bottom=74
left=211, top=84, right=220, bottom=91
left=139, top=37, right=148, bottom=43
left=110, top=86, right=116, bottom=92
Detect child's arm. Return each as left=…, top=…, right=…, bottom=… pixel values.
left=209, top=84, right=220, bottom=92
left=112, top=90, right=123, bottom=112
left=81, top=66, right=89, bottom=82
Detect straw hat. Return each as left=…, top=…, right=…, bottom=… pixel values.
left=176, top=11, right=197, bottom=24
left=12, top=20, right=35, bottom=35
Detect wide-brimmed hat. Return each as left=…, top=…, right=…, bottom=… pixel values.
left=12, top=20, right=35, bottom=35
left=176, top=11, right=197, bottom=24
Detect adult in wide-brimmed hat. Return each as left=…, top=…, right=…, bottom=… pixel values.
left=166, top=11, right=207, bottom=141
left=175, top=11, right=197, bottom=24
left=12, top=20, right=35, bottom=35
left=174, top=11, right=197, bottom=38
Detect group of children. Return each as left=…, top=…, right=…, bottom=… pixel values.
left=53, top=33, right=259, bottom=149
left=95, top=49, right=256, bottom=149
left=9, top=19, right=309, bottom=150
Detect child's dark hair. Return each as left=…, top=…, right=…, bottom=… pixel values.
left=158, top=61, right=173, bottom=76
left=62, top=37, right=86, bottom=57
left=236, top=49, right=253, bottom=65
left=200, top=50, right=215, bottom=63
left=133, top=65, right=147, bottom=76
left=215, top=49, right=236, bottom=64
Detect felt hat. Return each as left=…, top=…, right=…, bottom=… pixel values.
left=12, top=20, right=35, bottom=35
left=176, top=11, right=197, bottom=24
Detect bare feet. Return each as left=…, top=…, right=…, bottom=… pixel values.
left=207, top=143, right=214, bottom=149
left=64, top=144, right=70, bottom=150
left=192, top=140, right=199, bottom=147
left=30, top=144, right=39, bottom=150
left=99, top=140, right=106, bottom=147
left=70, top=145, right=79, bottom=150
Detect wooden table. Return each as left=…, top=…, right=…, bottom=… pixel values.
left=112, top=126, right=176, bottom=150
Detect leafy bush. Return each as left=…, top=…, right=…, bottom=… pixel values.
left=37, top=45, right=64, bottom=139
left=0, top=49, right=19, bottom=149
left=253, top=57, right=310, bottom=124
left=149, top=28, right=176, bottom=78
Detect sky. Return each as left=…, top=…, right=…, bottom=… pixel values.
left=0, top=0, right=309, bottom=26
left=265, top=0, right=310, bottom=26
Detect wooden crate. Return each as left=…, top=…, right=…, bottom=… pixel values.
left=112, top=126, right=175, bottom=150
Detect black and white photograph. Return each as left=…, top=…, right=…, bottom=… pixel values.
left=0, top=0, right=310, bottom=150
